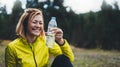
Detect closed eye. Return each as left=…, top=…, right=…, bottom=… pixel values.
left=32, top=20, right=37, bottom=24
left=39, top=21, right=43, bottom=25
left=32, top=20, right=43, bottom=25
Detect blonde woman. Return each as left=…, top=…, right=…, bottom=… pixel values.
left=5, top=8, right=74, bottom=67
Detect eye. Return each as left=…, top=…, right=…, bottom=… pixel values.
left=32, top=21, right=37, bottom=24
left=39, top=21, right=43, bottom=25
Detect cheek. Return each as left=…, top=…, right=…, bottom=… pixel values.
left=40, top=25, right=44, bottom=30
left=28, top=22, right=34, bottom=28
left=27, top=25, right=31, bottom=31
left=40, top=25, right=44, bottom=35
left=27, top=23, right=33, bottom=32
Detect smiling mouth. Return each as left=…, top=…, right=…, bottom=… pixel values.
left=32, top=28, right=40, bottom=33
left=35, top=29, right=40, bottom=32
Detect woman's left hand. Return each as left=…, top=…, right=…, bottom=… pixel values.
left=52, top=28, right=64, bottom=46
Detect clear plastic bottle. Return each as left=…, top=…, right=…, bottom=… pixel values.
left=46, top=17, right=57, bottom=48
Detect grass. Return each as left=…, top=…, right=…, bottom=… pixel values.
left=0, top=40, right=10, bottom=67
left=71, top=46, right=120, bottom=67
left=0, top=40, right=120, bottom=67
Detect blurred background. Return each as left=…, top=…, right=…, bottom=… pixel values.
left=0, top=0, right=120, bottom=50
left=0, top=0, right=120, bottom=67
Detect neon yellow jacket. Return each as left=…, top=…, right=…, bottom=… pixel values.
left=5, top=37, right=74, bottom=67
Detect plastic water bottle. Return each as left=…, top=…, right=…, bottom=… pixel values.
left=46, top=17, right=57, bottom=48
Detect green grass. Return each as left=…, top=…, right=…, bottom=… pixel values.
left=0, top=40, right=7, bottom=67
left=72, top=46, right=120, bottom=67
left=0, top=40, right=120, bottom=67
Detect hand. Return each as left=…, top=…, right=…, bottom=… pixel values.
left=52, top=28, right=64, bottom=45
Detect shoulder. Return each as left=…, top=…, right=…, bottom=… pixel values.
left=37, top=36, right=46, bottom=43
left=7, top=38, right=21, bottom=48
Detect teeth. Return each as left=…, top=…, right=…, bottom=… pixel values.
left=32, top=28, right=40, bottom=33
left=32, top=29, right=39, bottom=32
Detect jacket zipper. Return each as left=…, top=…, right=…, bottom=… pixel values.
left=29, top=44, right=38, bottom=67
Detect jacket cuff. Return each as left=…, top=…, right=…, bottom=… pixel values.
left=55, top=39, right=65, bottom=46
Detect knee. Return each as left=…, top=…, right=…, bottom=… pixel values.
left=51, top=54, right=73, bottom=67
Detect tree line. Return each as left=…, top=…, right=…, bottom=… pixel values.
left=0, top=0, right=120, bottom=50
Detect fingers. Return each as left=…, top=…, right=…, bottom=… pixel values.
left=45, top=28, right=63, bottom=36
left=51, top=27, right=63, bottom=34
left=51, top=28, right=63, bottom=39
left=54, top=28, right=63, bottom=41
left=50, top=28, right=64, bottom=45
left=54, top=28, right=64, bottom=45
left=55, top=33, right=63, bottom=40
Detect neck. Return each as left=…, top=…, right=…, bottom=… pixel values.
left=26, top=34, right=37, bottom=43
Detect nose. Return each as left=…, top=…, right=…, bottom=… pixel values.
left=36, top=22, right=41, bottom=27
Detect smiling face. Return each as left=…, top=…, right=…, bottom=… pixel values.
left=26, top=15, right=44, bottom=37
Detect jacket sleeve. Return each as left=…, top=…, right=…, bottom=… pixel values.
left=49, top=39, right=74, bottom=62
left=5, top=44, right=16, bottom=67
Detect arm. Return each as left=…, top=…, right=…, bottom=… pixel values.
left=49, top=39, right=74, bottom=62
left=58, top=39, right=74, bottom=62
left=49, top=28, right=74, bottom=62
left=5, top=44, right=16, bottom=67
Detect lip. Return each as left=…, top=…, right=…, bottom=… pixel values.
left=33, top=29, right=40, bottom=32
left=32, top=27, right=40, bottom=30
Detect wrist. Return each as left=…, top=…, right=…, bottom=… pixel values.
left=55, top=38, right=65, bottom=46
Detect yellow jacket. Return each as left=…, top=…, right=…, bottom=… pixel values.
left=5, top=37, right=74, bottom=67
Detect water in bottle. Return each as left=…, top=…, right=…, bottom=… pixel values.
left=46, top=17, right=57, bottom=48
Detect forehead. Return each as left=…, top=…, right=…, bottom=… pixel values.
left=32, top=15, right=43, bottom=21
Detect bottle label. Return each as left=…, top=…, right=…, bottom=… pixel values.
left=46, top=32, right=55, bottom=48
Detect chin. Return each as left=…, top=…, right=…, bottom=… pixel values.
left=35, top=34, right=40, bottom=36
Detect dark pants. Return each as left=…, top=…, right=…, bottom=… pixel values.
left=51, top=55, right=73, bottom=67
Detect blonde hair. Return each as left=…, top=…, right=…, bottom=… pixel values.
left=16, top=8, right=45, bottom=39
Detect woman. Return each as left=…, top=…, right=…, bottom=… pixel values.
left=5, top=8, right=74, bottom=67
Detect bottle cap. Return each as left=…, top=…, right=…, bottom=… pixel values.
left=51, top=17, right=56, bottom=20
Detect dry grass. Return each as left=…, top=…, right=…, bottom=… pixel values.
left=0, top=40, right=120, bottom=67
left=72, top=46, right=120, bottom=67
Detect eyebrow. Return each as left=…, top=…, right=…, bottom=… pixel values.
left=33, top=20, right=43, bottom=23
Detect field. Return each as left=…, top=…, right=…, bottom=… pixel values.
left=71, top=46, right=120, bottom=67
left=0, top=40, right=120, bottom=67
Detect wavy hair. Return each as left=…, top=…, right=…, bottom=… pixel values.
left=16, top=8, right=45, bottom=39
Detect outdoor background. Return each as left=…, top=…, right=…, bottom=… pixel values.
left=0, top=0, right=120, bottom=67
